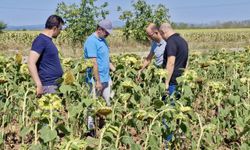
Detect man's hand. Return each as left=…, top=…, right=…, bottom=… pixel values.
left=28, top=51, right=43, bottom=98
left=110, top=63, right=116, bottom=72
left=36, top=84, right=43, bottom=98
left=165, top=83, right=169, bottom=95
left=96, top=81, right=103, bottom=92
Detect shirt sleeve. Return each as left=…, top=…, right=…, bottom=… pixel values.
left=84, top=39, right=97, bottom=58
left=166, top=39, right=177, bottom=57
left=31, top=37, right=45, bottom=54
left=150, top=42, right=157, bottom=54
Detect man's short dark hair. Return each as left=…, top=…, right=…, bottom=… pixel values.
left=45, top=15, right=64, bottom=29
left=96, top=25, right=101, bottom=30
left=151, top=25, right=159, bottom=32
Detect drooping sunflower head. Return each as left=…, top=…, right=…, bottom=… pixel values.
left=20, top=64, right=29, bottom=75
left=15, top=52, right=23, bottom=64
left=63, top=70, right=75, bottom=85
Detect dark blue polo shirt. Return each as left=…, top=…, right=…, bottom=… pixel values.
left=31, top=33, right=63, bottom=86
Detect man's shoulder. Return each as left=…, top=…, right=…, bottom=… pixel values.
left=173, top=33, right=187, bottom=46
left=160, top=39, right=167, bottom=46
left=84, top=34, right=100, bottom=51
left=170, top=33, right=185, bottom=41
left=167, top=33, right=183, bottom=44
left=150, top=41, right=157, bottom=52
left=32, top=34, right=47, bottom=46
left=34, top=34, right=42, bottom=40
left=151, top=41, right=158, bottom=48
left=86, top=34, right=99, bottom=43
left=34, top=34, right=50, bottom=43
left=151, top=41, right=157, bottom=46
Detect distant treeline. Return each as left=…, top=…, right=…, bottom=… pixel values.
left=172, top=20, right=250, bottom=29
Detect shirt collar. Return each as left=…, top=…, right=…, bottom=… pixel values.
left=93, top=32, right=104, bottom=41
left=156, top=39, right=165, bottom=46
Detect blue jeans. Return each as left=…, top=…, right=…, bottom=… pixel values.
left=162, top=84, right=176, bottom=142
left=168, top=85, right=176, bottom=96
left=169, top=85, right=176, bottom=106
left=162, top=85, right=176, bottom=105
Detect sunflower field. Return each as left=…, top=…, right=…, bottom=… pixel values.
left=0, top=47, right=250, bottom=149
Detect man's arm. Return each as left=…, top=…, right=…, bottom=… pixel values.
left=90, top=57, right=102, bottom=91
left=109, top=62, right=116, bottom=72
left=140, top=51, right=154, bottom=72
left=165, top=56, right=176, bottom=91
left=28, top=51, right=43, bottom=96
left=136, top=51, right=154, bottom=81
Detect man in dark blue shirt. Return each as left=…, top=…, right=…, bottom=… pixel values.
left=159, top=22, right=188, bottom=145
left=160, top=22, right=188, bottom=95
left=28, top=15, right=64, bottom=97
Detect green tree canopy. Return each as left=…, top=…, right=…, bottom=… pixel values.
left=0, top=21, right=7, bottom=33
left=56, top=0, right=109, bottom=45
left=119, top=0, right=170, bottom=42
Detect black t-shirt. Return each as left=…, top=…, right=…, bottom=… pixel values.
left=162, top=33, right=188, bottom=85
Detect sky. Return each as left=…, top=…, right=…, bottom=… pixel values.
left=0, top=0, right=250, bottom=26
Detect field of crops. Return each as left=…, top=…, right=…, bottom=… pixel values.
left=1, top=29, right=250, bottom=57
left=0, top=45, right=250, bottom=149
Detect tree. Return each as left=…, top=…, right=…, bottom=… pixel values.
left=0, top=21, right=7, bottom=33
left=118, top=0, right=170, bottom=42
left=56, top=0, right=109, bottom=46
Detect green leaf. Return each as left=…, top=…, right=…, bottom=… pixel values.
left=85, top=136, right=99, bottom=148
left=180, top=122, right=187, bottom=133
left=149, top=88, right=157, bottom=97
left=141, top=96, right=151, bottom=107
left=56, top=124, right=71, bottom=135
left=83, top=98, right=94, bottom=107
left=59, top=85, right=74, bottom=94
left=134, top=85, right=142, bottom=94
left=240, top=143, right=249, bottom=150
left=239, top=124, right=250, bottom=137
left=131, top=143, right=141, bottom=150
left=40, top=126, right=57, bottom=143
left=121, top=136, right=134, bottom=145
left=152, top=123, right=162, bottom=135
left=183, top=85, right=193, bottom=97
left=149, top=135, right=158, bottom=148
left=20, top=127, right=31, bottom=138
left=104, top=132, right=114, bottom=143
left=153, top=99, right=164, bottom=109
left=220, top=108, right=230, bottom=118
left=29, top=144, right=43, bottom=150
left=71, top=143, right=80, bottom=149
left=204, top=123, right=217, bottom=132
left=68, top=104, right=83, bottom=118
left=228, top=95, right=240, bottom=105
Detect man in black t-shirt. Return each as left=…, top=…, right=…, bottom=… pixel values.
left=159, top=22, right=189, bottom=146
left=159, top=23, right=188, bottom=96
